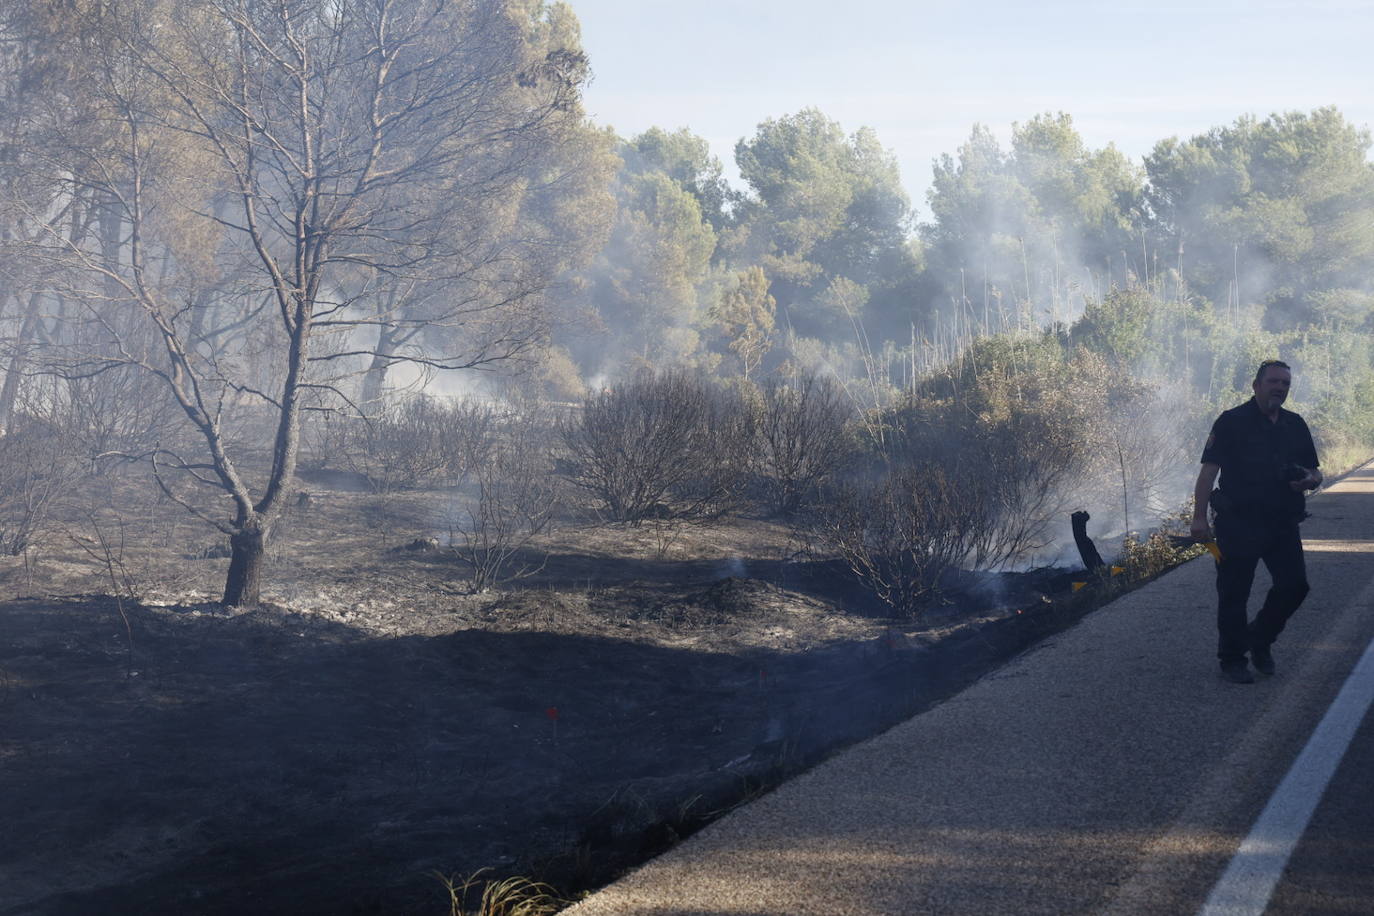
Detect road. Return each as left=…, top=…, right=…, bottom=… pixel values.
left=566, top=465, right=1374, bottom=915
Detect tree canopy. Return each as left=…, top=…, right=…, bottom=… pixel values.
left=1144, top=107, right=1374, bottom=328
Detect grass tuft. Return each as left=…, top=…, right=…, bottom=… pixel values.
left=435, top=869, right=567, bottom=916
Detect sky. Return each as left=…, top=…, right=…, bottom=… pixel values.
left=569, top=0, right=1374, bottom=218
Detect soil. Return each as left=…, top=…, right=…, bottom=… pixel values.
left=0, top=467, right=1094, bottom=915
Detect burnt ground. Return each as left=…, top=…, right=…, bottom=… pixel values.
left=0, top=468, right=1118, bottom=915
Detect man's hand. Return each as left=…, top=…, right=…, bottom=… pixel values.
left=1289, top=468, right=1322, bottom=492
left=1192, top=463, right=1220, bottom=541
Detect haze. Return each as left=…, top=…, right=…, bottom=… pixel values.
left=574, top=0, right=1374, bottom=212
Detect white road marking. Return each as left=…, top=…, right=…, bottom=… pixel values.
left=1199, top=634, right=1374, bottom=916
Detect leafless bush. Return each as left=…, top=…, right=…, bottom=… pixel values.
left=449, top=407, right=559, bottom=593
left=965, top=410, right=1084, bottom=568
left=315, top=395, right=497, bottom=492
left=558, top=371, right=753, bottom=524
left=68, top=514, right=138, bottom=676
left=754, top=374, right=853, bottom=515
left=0, top=410, right=81, bottom=556
left=799, top=390, right=1090, bottom=615
left=60, top=365, right=182, bottom=471
left=810, top=462, right=986, bottom=617
left=440, top=398, right=499, bottom=486
left=884, top=398, right=1085, bottom=570
left=360, top=397, right=449, bottom=491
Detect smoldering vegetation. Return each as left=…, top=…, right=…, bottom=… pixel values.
left=0, top=0, right=1367, bottom=715
left=1, top=0, right=1374, bottom=909
left=0, top=0, right=1371, bottom=612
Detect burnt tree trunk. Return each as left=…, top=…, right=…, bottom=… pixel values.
left=359, top=325, right=402, bottom=406
left=0, top=292, right=43, bottom=435
left=222, top=524, right=268, bottom=608
left=1070, top=510, right=1106, bottom=573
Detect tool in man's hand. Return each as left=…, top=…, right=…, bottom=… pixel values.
left=1168, top=534, right=1223, bottom=563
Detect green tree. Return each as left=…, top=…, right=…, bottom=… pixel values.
left=1071, top=289, right=1151, bottom=368
left=733, top=109, right=916, bottom=341
left=922, top=114, right=1144, bottom=336
left=623, top=127, right=736, bottom=234
left=573, top=167, right=718, bottom=373
left=714, top=266, right=775, bottom=380
left=1143, top=107, right=1374, bottom=327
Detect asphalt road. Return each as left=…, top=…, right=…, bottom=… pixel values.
left=1267, top=699, right=1374, bottom=915
left=566, top=465, right=1374, bottom=915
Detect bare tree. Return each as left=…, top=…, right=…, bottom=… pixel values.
left=7, top=0, right=602, bottom=606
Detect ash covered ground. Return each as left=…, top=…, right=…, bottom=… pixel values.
left=0, top=469, right=1099, bottom=915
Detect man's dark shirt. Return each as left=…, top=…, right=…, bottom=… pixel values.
left=1201, top=398, right=1319, bottom=521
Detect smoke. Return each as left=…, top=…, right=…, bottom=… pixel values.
left=714, top=555, right=748, bottom=579
left=382, top=360, right=496, bottom=403
left=397, top=108, right=1368, bottom=574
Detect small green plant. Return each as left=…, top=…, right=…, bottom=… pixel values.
left=435, top=869, right=566, bottom=916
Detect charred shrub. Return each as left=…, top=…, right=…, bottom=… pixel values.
left=311, top=399, right=435, bottom=491
left=61, top=364, right=182, bottom=471
left=449, top=405, right=560, bottom=592
left=885, top=398, right=1085, bottom=571
left=437, top=398, right=499, bottom=486
left=317, top=395, right=495, bottom=492
left=558, top=371, right=753, bottom=524
left=809, top=459, right=991, bottom=618
left=753, top=374, right=853, bottom=515
left=804, top=390, right=1087, bottom=617
left=0, top=411, right=81, bottom=555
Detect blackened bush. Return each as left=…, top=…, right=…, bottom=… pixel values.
left=802, top=389, right=1088, bottom=616
left=318, top=395, right=495, bottom=492
left=0, top=411, right=81, bottom=555
left=559, top=371, right=753, bottom=524
left=754, top=374, right=853, bottom=515
left=437, top=398, right=498, bottom=486
left=62, top=364, right=182, bottom=471
left=881, top=395, right=1085, bottom=570
left=811, top=462, right=988, bottom=618
left=450, top=404, right=559, bottom=592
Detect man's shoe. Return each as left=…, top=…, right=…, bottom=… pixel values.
left=1221, top=661, right=1255, bottom=684
left=1251, top=644, right=1276, bottom=676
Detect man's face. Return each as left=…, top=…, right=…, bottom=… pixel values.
left=1253, top=366, right=1292, bottom=411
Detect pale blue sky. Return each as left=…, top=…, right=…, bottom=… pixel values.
left=569, top=0, right=1374, bottom=216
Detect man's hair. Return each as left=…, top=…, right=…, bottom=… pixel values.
left=1254, top=359, right=1291, bottom=383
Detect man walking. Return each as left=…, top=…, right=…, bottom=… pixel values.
left=1191, top=360, right=1322, bottom=684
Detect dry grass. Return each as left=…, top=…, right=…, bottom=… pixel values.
left=437, top=870, right=568, bottom=916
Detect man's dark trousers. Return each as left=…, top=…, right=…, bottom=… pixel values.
left=1214, top=514, right=1310, bottom=663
